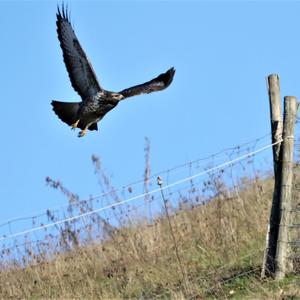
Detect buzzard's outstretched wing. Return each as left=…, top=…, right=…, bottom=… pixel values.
left=119, top=67, right=175, bottom=99
left=56, top=5, right=102, bottom=99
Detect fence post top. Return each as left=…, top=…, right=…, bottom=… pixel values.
left=267, top=74, right=280, bottom=81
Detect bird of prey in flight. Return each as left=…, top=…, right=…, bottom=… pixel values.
left=52, top=5, right=175, bottom=137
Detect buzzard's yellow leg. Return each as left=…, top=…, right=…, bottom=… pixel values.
left=78, top=127, right=87, bottom=138
left=71, top=119, right=80, bottom=130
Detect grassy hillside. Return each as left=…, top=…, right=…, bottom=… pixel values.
left=0, top=146, right=300, bottom=299
left=0, top=156, right=299, bottom=298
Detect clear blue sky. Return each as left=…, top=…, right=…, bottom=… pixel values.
left=0, top=0, right=300, bottom=223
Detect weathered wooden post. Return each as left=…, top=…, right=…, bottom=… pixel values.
left=268, top=75, right=283, bottom=176
left=262, top=74, right=283, bottom=276
left=275, top=96, right=298, bottom=279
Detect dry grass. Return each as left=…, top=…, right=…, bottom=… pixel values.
left=0, top=174, right=276, bottom=299
left=0, top=146, right=299, bottom=299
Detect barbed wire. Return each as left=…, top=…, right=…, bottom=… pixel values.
left=0, top=132, right=275, bottom=229
left=0, top=174, right=264, bottom=255
left=0, top=139, right=281, bottom=242
left=0, top=183, right=272, bottom=256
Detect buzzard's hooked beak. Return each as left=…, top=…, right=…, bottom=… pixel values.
left=112, top=93, right=124, bottom=101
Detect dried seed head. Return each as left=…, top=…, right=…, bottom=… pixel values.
left=157, top=176, right=163, bottom=186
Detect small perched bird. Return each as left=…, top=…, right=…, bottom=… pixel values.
left=52, top=5, right=175, bottom=137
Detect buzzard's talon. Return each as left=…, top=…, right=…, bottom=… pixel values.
left=71, top=119, right=80, bottom=130
left=78, top=128, right=87, bottom=138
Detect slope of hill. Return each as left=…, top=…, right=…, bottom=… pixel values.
left=2, top=173, right=299, bottom=299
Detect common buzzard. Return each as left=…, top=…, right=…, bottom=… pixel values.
left=52, top=5, right=175, bottom=137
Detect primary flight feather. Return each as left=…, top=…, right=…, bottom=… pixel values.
left=52, top=5, right=175, bottom=137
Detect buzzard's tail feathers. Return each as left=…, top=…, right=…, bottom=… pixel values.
left=51, top=100, right=80, bottom=127
left=51, top=101, right=98, bottom=131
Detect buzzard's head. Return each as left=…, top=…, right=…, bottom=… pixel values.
left=99, top=91, right=124, bottom=101
left=106, top=92, right=124, bottom=101
left=111, top=92, right=125, bottom=101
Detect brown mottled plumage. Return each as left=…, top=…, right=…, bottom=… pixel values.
left=52, top=4, right=175, bottom=137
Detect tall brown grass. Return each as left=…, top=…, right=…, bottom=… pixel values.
left=0, top=143, right=299, bottom=299
left=0, top=177, right=275, bottom=297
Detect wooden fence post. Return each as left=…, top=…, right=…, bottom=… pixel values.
left=268, top=75, right=283, bottom=176
left=262, top=74, right=283, bottom=276
left=275, top=96, right=298, bottom=279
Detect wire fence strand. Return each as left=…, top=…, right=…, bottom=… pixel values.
left=0, top=139, right=280, bottom=242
